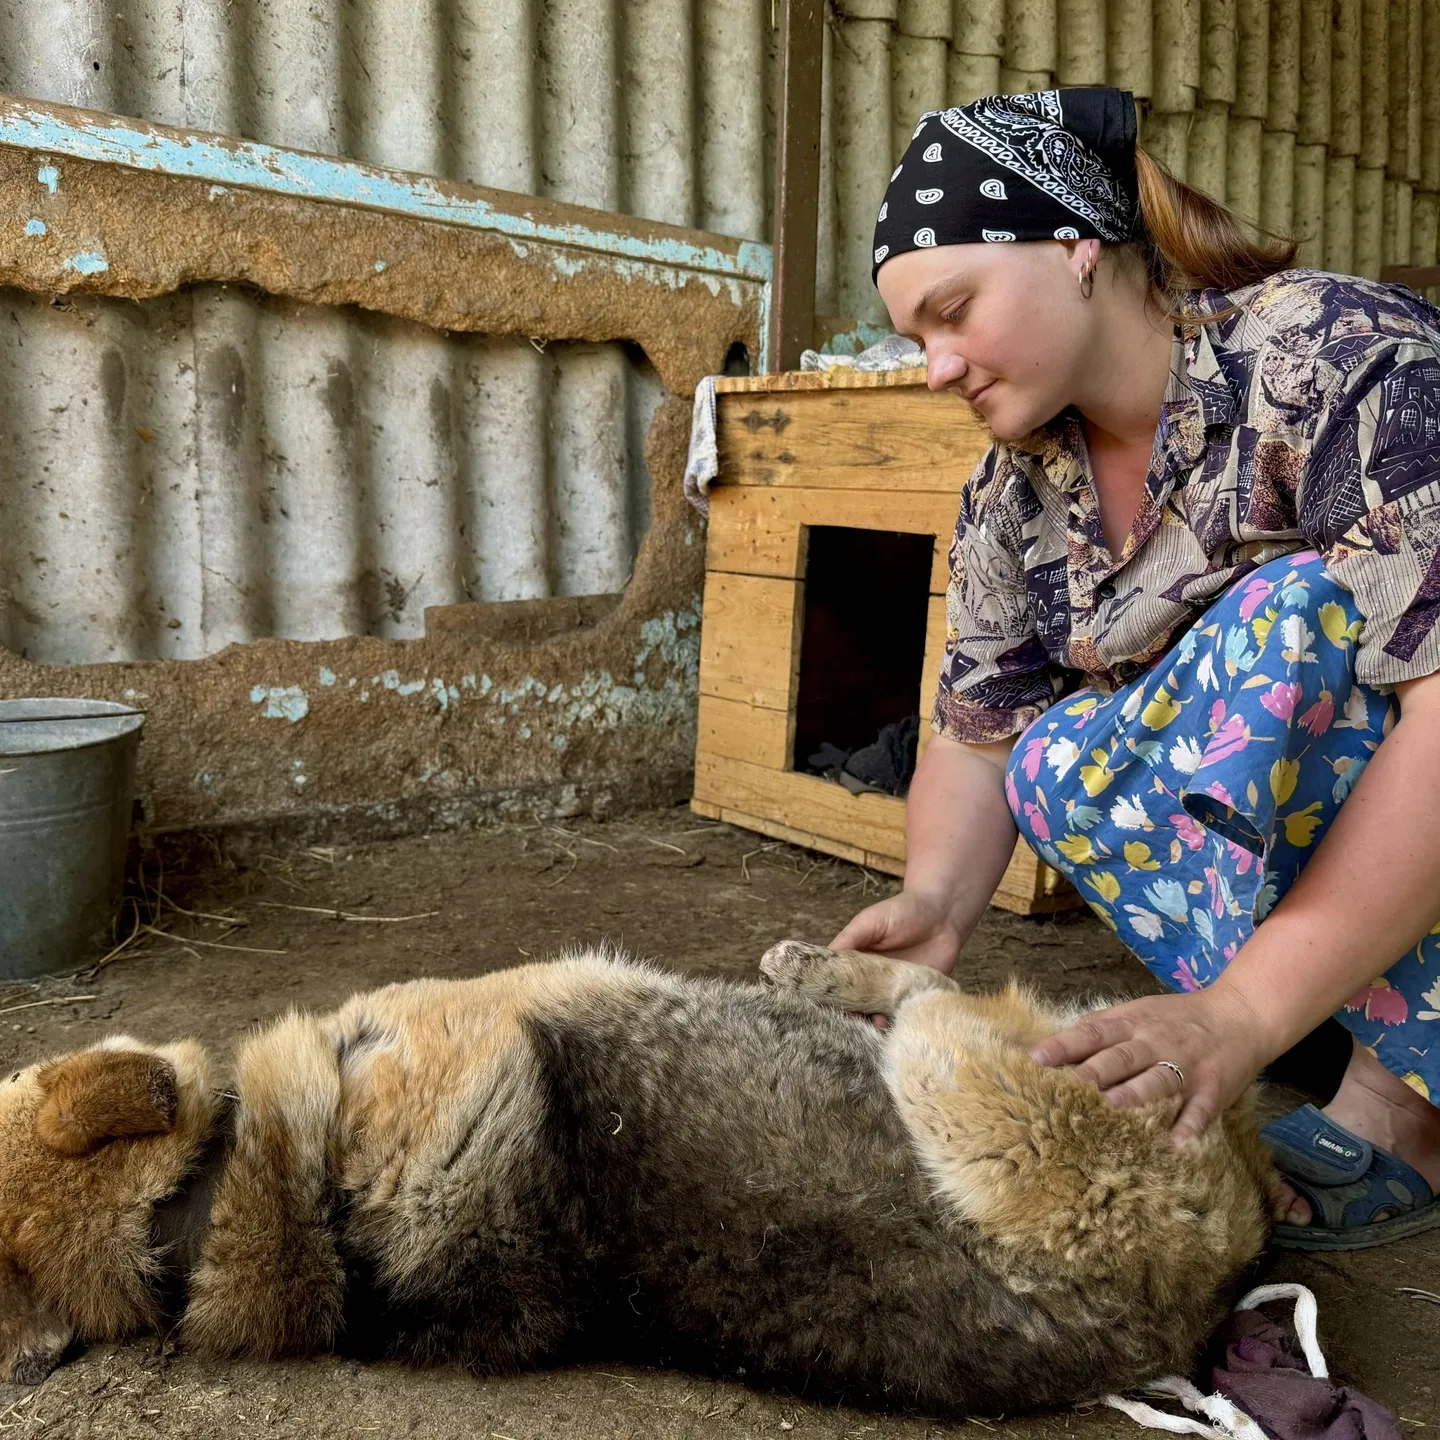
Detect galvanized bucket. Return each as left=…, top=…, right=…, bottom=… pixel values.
left=0, top=699, right=146, bottom=980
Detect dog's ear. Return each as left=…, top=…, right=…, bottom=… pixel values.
left=34, top=1049, right=179, bottom=1157
left=0, top=1256, right=73, bottom=1384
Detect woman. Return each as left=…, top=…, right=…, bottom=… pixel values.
left=838, top=87, right=1440, bottom=1249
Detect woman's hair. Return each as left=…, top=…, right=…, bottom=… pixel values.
left=1128, top=147, right=1298, bottom=314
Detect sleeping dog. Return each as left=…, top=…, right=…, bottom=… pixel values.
left=0, top=943, right=1282, bottom=1412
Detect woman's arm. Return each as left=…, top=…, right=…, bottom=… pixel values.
left=831, top=731, right=1019, bottom=973
left=1032, top=668, right=1440, bottom=1142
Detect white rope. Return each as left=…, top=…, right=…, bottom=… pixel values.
left=1234, top=1282, right=1327, bottom=1379
left=1101, top=1284, right=1329, bottom=1438
left=1102, top=1375, right=1273, bottom=1440
left=1102, top=1390, right=1229, bottom=1439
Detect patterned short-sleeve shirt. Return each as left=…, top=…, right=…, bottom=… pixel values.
left=934, top=269, right=1440, bottom=745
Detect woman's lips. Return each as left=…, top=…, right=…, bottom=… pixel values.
left=967, top=380, right=995, bottom=405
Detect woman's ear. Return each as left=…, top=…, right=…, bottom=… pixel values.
left=0, top=1256, right=74, bottom=1384
left=34, top=1048, right=179, bottom=1157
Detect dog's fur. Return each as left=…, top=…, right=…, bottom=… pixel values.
left=0, top=944, right=1284, bottom=1414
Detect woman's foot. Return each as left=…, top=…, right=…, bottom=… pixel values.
left=1277, top=1040, right=1440, bottom=1226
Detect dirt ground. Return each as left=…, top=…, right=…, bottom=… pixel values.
left=1, top=806, right=1435, bottom=1439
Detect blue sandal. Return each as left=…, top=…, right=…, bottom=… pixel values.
left=1262, top=1104, right=1440, bottom=1251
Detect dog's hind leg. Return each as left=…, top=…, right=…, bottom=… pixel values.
left=759, top=940, right=957, bottom=1016
left=882, top=985, right=1194, bottom=1275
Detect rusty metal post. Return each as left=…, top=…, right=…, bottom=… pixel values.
left=770, top=0, right=825, bottom=372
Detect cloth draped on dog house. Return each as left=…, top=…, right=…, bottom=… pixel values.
left=690, top=365, right=1077, bottom=917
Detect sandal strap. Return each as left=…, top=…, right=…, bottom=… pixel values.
left=1262, top=1104, right=1372, bottom=1185
left=1264, top=1105, right=1436, bottom=1230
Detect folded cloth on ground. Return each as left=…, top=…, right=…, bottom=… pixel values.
left=1207, top=1309, right=1402, bottom=1440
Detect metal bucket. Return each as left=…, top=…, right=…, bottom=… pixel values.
left=0, top=699, right=146, bottom=980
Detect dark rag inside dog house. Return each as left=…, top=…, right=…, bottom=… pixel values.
left=0, top=0, right=1437, bottom=1435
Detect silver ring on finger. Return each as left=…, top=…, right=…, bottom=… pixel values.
left=1155, top=1059, right=1186, bottom=1089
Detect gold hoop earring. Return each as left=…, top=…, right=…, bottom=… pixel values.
left=1078, top=264, right=1095, bottom=300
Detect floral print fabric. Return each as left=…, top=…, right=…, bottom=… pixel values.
left=1007, top=551, right=1437, bottom=1100
left=935, top=269, right=1440, bottom=746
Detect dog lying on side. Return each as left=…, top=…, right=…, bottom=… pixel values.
left=0, top=943, right=1282, bottom=1413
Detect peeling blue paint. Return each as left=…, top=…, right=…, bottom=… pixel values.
left=396, top=678, right=425, bottom=697
left=63, top=250, right=109, bottom=275
left=23, top=218, right=46, bottom=236
left=250, top=684, right=310, bottom=722
left=208, top=184, right=226, bottom=199
left=380, top=670, right=400, bottom=690
left=374, top=259, right=387, bottom=272
left=1, top=102, right=772, bottom=286
left=318, top=666, right=337, bottom=686
left=36, top=163, right=58, bottom=193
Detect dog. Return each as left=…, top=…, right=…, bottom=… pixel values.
left=0, top=942, right=1283, bottom=1414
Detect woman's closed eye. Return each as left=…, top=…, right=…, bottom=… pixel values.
left=939, top=300, right=968, bottom=324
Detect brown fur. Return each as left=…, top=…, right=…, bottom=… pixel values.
left=35, top=1049, right=180, bottom=1157
left=0, top=946, right=1284, bottom=1414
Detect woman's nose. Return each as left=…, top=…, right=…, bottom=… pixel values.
left=925, top=346, right=968, bottom=391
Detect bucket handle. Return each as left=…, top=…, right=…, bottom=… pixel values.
left=0, top=707, right=147, bottom=724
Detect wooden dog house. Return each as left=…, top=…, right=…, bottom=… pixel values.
left=690, top=366, right=1077, bottom=917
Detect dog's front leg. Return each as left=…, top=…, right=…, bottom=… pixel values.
left=760, top=940, right=958, bottom=1017
left=182, top=1013, right=346, bottom=1358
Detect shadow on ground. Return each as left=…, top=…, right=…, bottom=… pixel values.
left=1, top=808, right=1434, bottom=1439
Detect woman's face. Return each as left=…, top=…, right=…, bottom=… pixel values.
left=876, top=240, right=1095, bottom=441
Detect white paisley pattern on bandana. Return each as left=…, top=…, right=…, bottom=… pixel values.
left=938, top=91, right=1133, bottom=242
left=934, top=270, right=1440, bottom=746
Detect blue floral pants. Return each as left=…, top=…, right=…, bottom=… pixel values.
left=1007, top=550, right=1438, bottom=1101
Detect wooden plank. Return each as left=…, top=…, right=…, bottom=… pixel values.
left=705, top=485, right=958, bottom=593
left=715, top=805, right=872, bottom=868
left=1380, top=263, right=1440, bottom=287
left=696, top=693, right=792, bottom=770
left=697, top=572, right=803, bottom=711
left=769, top=0, right=825, bottom=372
left=693, top=751, right=908, bottom=859
left=692, top=753, right=1076, bottom=915
left=716, top=386, right=990, bottom=493
left=715, top=366, right=931, bottom=394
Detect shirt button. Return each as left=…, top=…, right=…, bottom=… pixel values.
left=1096, top=580, right=1117, bottom=601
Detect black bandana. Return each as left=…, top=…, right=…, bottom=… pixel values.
left=871, top=88, right=1140, bottom=282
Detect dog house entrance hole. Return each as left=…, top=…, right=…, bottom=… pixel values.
left=792, top=526, right=933, bottom=774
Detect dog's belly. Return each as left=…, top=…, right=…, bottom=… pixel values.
left=324, top=962, right=1072, bottom=1409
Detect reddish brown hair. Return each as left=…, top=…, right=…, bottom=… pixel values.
left=1130, top=147, right=1298, bottom=314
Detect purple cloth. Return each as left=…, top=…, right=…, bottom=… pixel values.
left=1210, top=1311, right=1402, bottom=1440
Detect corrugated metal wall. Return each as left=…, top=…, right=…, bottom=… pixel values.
left=0, top=0, right=764, bottom=663
left=822, top=0, right=1440, bottom=323
left=2, top=0, right=1437, bottom=664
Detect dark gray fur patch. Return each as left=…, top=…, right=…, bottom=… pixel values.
left=328, top=969, right=1231, bottom=1413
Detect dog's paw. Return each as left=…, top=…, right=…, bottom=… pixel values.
left=759, top=940, right=843, bottom=998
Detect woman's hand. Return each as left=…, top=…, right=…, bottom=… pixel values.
left=1028, top=986, right=1274, bottom=1144
left=830, top=890, right=963, bottom=974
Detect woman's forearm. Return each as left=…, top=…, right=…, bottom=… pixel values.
left=904, top=731, right=1020, bottom=948
left=1212, top=670, right=1440, bottom=1060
